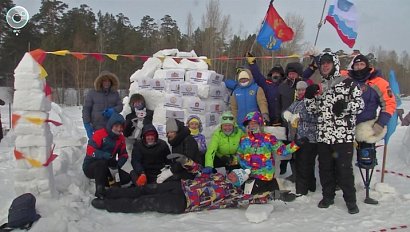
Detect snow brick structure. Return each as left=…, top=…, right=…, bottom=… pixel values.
left=12, top=53, right=56, bottom=197
left=122, top=49, right=229, bottom=141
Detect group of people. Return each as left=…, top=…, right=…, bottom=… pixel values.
left=81, top=49, right=397, bottom=216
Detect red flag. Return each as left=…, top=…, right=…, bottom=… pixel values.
left=90, top=53, right=104, bottom=62
left=265, top=5, right=294, bottom=42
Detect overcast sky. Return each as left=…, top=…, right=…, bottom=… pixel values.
left=13, top=0, right=410, bottom=55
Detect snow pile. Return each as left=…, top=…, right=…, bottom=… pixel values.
left=12, top=53, right=56, bottom=197
left=123, top=49, right=229, bottom=140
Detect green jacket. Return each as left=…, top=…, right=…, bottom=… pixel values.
left=204, top=125, right=245, bottom=167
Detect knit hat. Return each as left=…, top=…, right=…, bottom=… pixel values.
left=351, top=54, right=369, bottom=69
left=296, top=81, right=308, bottom=90
left=227, top=169, right=251, bottom=187
left=220, top=111, right=235, bottom=125
left=285, top=62, right=303, bottom=76
left=166, top=118, right=178, bottom=133
left=319, top=53, right=334, bottom=64
left=242, top=111, right=263, bottom=127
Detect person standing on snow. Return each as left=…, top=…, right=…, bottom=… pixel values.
left=246, top=52, right=285, bottom=125
left=230, top=68, right=269, bottom=131
left=282, top=81, right=318, bottom=196
left=83, top=113, right=130, bottom=199
left=349, top=54, right=396, bottom=204
left=82, top=71, right=123, bottom=139
left=204, top=111, right=245, bottom=172
left=304, top=52, right=364, bottom=214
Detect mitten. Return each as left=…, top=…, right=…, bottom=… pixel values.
left=332, top=100, right=347, bottom=117
left=84, top=122, right=94, bottom=139
left=246, top=52, right=256, bottom=64
left=136, top=174, right=147, bottom=186
left=167, top=153, right=188, bottom=165
left=156, top=167, right=173, bottom=183
left=304, top=84, right=320, bottom=99
left=372, top=123, right=384, bottom=136
left=102, top=108, right=115, bottom=118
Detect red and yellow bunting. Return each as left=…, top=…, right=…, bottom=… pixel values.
left=12, top=113, right=62, bottom=128
left=14, top=145, right=58, bottom=168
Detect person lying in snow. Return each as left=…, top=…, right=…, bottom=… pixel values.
left=91, top=154, right=293, bottom=214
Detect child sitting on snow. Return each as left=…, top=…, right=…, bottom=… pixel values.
left=186, top=115, right=207, bottom=154
left=124, top=93, right=153, bottom=154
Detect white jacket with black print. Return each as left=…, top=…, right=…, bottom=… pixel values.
left=304, top=52, right=364, bottom=144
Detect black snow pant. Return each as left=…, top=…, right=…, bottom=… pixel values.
left=317, top=142, right=356, bottom=204
left=84, top=160, right=131, bottom=188
left=103, top=181, right=187, bottom=214
left=295, top=142, right=318, bottom=195
left=213, top=156, right=241, bottom=172
left=246, top=178, right=280, bottom=195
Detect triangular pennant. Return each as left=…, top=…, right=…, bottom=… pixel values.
left=12, top=114, right=21, bottom=128
left=90, top=53, right=104, bottom=62
left=50, top=50, right=70, bottom=56
left=44, top=83, right=52, bottom=97
left=26, top=157, right=43, bottom=168
left=158, top=56, right=165, bottom=63
left=43, top=153, right=58, bottom=167
left=288, top=54, right=301, bottom=58
left=14, top=149, right=24, bottom=160
left=29, top=49, right=47, bottom=64
left=187, top=58, right=199, bottom=62
left=217, top=56, right=229, bottom=61
left=204, top=58, right=212, bottom=66
left=173, top=58, right=182, bottom=63
left=39, top=64, right=48, bottom=79
left=25, top=116, right=45, bottom=125
left=45, top=119, right=63, bottom=126
left=106, top=54, right=118, bottom=60
left=123, top=55, right=136, bottom=61
left=138, top=56, right=149, bottom=62
left=71, top=52, right=87, bottom=60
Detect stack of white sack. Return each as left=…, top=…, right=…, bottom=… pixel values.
left=12, top=53, right=56, bottom=198
left=122, top=49, right=229, bottom=142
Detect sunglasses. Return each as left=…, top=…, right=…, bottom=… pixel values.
left=222, top=116, right=234, bottom=120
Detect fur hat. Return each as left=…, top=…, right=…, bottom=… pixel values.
left=285, top=62, right=303, bottom=76
left=166, top=118, right=179, bottom=133
left=227, top=169, right=251, bottom=187
left=355, top=119, right=387, bottom=143
left=351, top=54, right=369, bottom=69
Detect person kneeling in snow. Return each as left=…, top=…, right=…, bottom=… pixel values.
left=83, top=113, right=130, bottom=199
left=91, top=154, right=287, bottom=214
left=237, top=111, right=307, bottom=197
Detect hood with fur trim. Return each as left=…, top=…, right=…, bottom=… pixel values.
left=355, top=119, right=387, bottom=143
left=94, top=71, right=120, bottom=91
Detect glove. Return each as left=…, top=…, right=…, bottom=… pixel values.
left=102, top=108, right=115, bottom=118
left=117, top=157, right=127, bottom=168
left=136, top=173, right=147, bottom=186
left=282, top=111, right=292, bottom=122
left=84, top=122, right=94, bottom=139
left=156, top=167, right=173, bottom=183
left=332, top=100, right=347, bottom=117
left=372, top=123, right=384, bottom=136
left=294, top=137, right=309, bottom=147
left=167, top=153, right=188, bottom=165
left=289, top=113, right=300, bottom=128
left=246, top=52, right=256, bottom=64
left=201, top=167, right=215, bottom=175
left=262, top=113, right=270, bottom=124
left=304, top=84, right=320, bottom=99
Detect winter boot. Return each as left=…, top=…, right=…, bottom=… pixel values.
left=95, top=185, right=106, bottom=199
left=279, top=160, right=288, bottom=175
left=91, top=198, right=106, bottom=210
left=346, top=202, right=359, bottom=214
left=318, top=198, right=334, bottom=208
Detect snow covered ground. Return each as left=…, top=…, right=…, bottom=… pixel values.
left=1, top=100, right=410, bottom=232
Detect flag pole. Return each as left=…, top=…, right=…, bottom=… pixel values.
left=250, top=0, right=274, bottom=53
left=314, top=0, right=328, bottom=46
left=380, top=142, right=388, bottom=182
